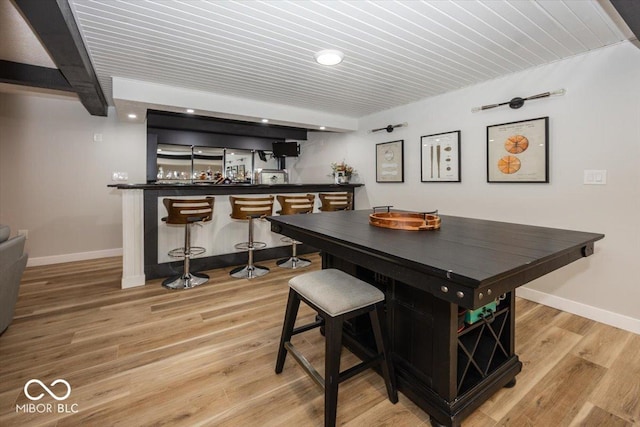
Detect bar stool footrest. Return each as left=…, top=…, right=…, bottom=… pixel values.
left=338, top=355, right=383, bottom=384
left=234, top=241, right=267, bottom=251
left=168, top=246, right=206, bottom=258
left=284, top=341, right=325, bottom=390
left=280, top=236, right=302, bottom=244
left=292, top=318, right=324, bottom=336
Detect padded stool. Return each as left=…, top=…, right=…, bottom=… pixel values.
left=275, top=194, right=315, bottom=269
left=229, top=195, right=274, bottom=279
left=319, top=192, right=353, bottom=212
left=162, top=197, right=215, bottom=289
left=275, top=269, right=398, bottom=427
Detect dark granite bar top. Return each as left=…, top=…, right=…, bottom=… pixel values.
left=109, top=182, right=363, bottom=191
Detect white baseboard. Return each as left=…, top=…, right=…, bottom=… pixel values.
left=27, top=248, right=123, bottom=267
left=516, top=287, right=640, bottom=335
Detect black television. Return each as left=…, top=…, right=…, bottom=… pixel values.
left=272, top=142, right=299, bottom=157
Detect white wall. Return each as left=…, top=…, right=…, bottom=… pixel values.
left=1, top=41, right=637, bottom=332
left=295, top=41, right=640, bottom=331
left=0, top=91, right=146, bottom=263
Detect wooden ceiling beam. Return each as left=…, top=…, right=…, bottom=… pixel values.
left=611, top=0, right=640, bottom=41
left=0, top=60, right=74, bottom=92
left=13, top=0, right=108, bottom=116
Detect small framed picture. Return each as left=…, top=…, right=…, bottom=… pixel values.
left=376, top=140, right=404, bottom=183
left=487, top=117, right=549, bottom=183
left=421, top=131, right=461, bottom=182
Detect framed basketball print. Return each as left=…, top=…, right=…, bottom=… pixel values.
left=487, top=117, right=549, bottom=183
left=421, top=130, right=461, bottom=182
left=376, top=140, right=404, bottom=183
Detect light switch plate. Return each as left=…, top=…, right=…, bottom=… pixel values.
left=584, top=170, right=606, bottom=185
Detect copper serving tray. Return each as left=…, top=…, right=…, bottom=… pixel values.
left=369, top=211, right=441, bottom=231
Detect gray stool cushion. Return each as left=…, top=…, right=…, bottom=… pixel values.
left=289, top=269, right=384, bottom=317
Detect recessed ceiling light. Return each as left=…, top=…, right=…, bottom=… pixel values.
left=186, top=109, right=195, bottom=114
left=261, top=118, right=269, bottom=123
left=127, top=113, right=137, bottom=119
left=314, top=49, right=344, bottom=66
left=319, top=126, right=326, bottom=130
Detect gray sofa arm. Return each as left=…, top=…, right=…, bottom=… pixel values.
left=0, top=232, right=28, bottom=334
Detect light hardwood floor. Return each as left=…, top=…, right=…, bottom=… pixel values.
left=1, top=255, right=638, bottom=426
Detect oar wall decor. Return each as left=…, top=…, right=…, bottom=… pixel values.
left=369, top=122, right=408, bottom=133
left=471, top=89, right=566, bottom=113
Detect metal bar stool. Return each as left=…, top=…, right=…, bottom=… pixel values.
left=275, top=268, right=398, bottom=427
left=319, top=192, right=353, bottom=212
left=229, top=195, right=274, bottom=279
left=161, top=197, right=214, bottom=289
left=275, top=194, right=315, bottom=269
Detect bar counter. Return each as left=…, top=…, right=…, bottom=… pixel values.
left=109, top=182, right=362, bottom=288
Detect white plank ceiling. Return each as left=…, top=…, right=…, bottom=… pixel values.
left=38, top=1, right=640, bottom=118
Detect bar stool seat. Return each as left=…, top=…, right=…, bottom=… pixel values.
left=290, top=269, right=383, bottom=315
left=275, top=268, right=398, bottom=427
left=319, top=192, right=353, bottom=212
left=275, top=194, right=315, bottom=269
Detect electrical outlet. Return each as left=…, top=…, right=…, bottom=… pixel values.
left=584, top=170, right=607, bottom=185
left=17, top=229, right=28, bottom=239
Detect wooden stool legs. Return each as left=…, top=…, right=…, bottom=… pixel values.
left=275, top=288, right=398, bottom=427
left=275, top=289, right=301, bottom=374
left=324, top=313, right=343, bottom=427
